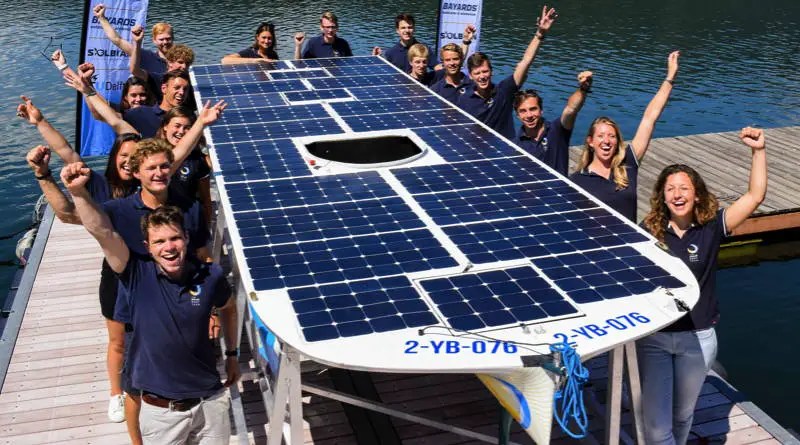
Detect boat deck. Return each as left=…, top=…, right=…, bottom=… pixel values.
left=2, top=127, right=799, bottom=444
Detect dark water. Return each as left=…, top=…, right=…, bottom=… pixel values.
left=1, top=0, right=798, bottom=432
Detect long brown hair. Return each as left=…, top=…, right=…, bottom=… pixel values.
left=574, top=117, right=629, bottom=190
left=104, top=133, right=141, bottom=199
left=642, top=164, right=719, bottom=242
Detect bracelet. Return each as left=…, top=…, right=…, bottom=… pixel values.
left=85, top=90, right=97, bottom=97
left=462, top=40, right=472, bottom=45
left=56, top=63, right=68, bottom=71
left=535, top=32, right=545, bottom=40
left=224, top=348, right=239, bottom=357
left=664, top=78, right=674, bottom=85
left=35, top=170, right=52, bottom=180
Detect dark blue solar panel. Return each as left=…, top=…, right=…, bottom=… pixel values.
left=291, top=56, right=385, bottom=69
left=414, top=124, right=521, bottom=162
left=344, top=108, right=471, bottom=132
left=192, top=61, right=288, bottom=76
left=420, top=266, right=581, bottom=331
left=331, top=96, right=445, bottom=116
left=290, top=276, right=438, bottom=342
left=349, top=84, right=431, bottom=100
left=326, top=64, right=398, bottom=77
left=285, top=89, right=353, bottom=103
left=416, top=182, right=600, bottom=226
left=196, top=79, right=308, bottom=98
left=193, top=71, right=271, bottom=88
left=217, top=104, right=325, bottom=127
left=246, top=229, right=459, bottom=291
left=442, top=208, right=649, bottom=264
left=392, top=157, right=558, bottom=195
left=214, top=139, right=309, bottom=182
left=531, top=246, right=686, bottom=304
left=209, top=92, right=287, bottom=109
left=225, top=171, right=396, bottom=212
left=235, top=197, right=426, bottom=246
left=308, top=73, right=412, bottom=90
left=269, top=69, right=330, bottom=80
left=210, top=117, right=342, bottom=144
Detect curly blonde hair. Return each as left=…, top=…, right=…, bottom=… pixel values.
left=641, top=164, right=719, bottom=242
left=129, top=138, right=175, bottom=173
left=574, top=117, right=629, bottom=190
left=165, top=44, right=195, bottom=65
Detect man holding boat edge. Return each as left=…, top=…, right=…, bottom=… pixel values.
left=61, top=159, right=240, bottom=445
left=456, top=5, right=557, bottom=140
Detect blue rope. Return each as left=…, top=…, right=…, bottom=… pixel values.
left=550, top=341, right=589, bottom=439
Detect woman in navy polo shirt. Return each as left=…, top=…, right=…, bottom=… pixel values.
left=637, top=127, right=767, bottom=444
left=570, top=51, right=680, bottom=221
left=222, top=22, right=280, bottom=64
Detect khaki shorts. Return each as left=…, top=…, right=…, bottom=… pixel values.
left=140, top=389, right=230, bottom=445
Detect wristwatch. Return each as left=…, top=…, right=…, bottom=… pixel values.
left=224, top=348, right=239, bottom=357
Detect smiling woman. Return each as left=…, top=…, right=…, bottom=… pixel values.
left=221, top=22, right=279, bottom=64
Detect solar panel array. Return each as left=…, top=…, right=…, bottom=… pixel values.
left=192, top=56, right=687, bottom=343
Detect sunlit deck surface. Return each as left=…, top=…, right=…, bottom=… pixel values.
left=2, top=127, right=799, bottom=444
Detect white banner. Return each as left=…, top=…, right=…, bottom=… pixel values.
left=79, top=0, right=149, bottom=156
left=436, top=0, right=483, bottom=62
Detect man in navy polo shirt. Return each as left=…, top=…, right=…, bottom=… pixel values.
left=60, top=163, right=240, bottom=443
left=297, top=11, right=353, bottom=59
left=93, top=4, right=173, bottom=79
left=124, top=70, right=191, bottom=138
left=430, top=42, right=472, bottom=103
left=456, top=5, right=557, bottom=140
left=379, top=13, right=437, bottom=72
left=514, top=71, right=592, bottom=175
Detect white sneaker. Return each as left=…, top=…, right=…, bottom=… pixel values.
left=107, top=393, right=126, bottom=423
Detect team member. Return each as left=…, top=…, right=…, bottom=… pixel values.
left=513, top=71, right=592, bottom=175
left=295, top=12, right=353, bottom=59
left=222, top=22, right=279, bottom=63
left=430, top=42, right=472, bottom=103
left=638, top=128, right=767, bottom=444
left=456, top=5, right=557, bottom=139
left=407, top=44, right=439, bottom=86
left=129, top=25, right=196, bottom=109
left=93, top=4, right=173, bottom=79
left=378, top=13, right=436, bottom=72
left=122, top=70, right=194, bottom=138
left=570, top=51, right=680, bottom=221
left=61, top=165, right=240, bottom=444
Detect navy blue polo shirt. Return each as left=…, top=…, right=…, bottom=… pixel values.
left=383, top=40, right=436, bottom=72
left=411, top=69, right=444, bottom=87
left=119, top=254, right=230, bottom=399
left=569, top=144, right=639, bottom=221
left=123, top=104, right=166, bottom=138
left=102, top=191, right=209, bottom=256
left=516, top=118, right=572, bottom=176
left=653, top=209, right=728, bottom=332
left=140, top=49, right=167, bottom=76
left=456, top=75, right=519, bottom=140
left=302, top=35, right=353, bottom=58
left=169, top=149, right=211, bottom=203
left=430, top=74, right=472, bottom=103
left=238, top=46, right=279, bottom=60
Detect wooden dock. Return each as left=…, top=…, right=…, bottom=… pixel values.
left=569, top=126, right=800, bottom=235
left=2, top=127, right=800, bottom=444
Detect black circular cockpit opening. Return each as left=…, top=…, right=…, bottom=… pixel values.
left=306, top=136, right=422, bottom=165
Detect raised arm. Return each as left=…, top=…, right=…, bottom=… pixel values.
left=26, top=146, right=81, bottom=224
left=513, top=5, right=557, bottom=87
left=560, top=71, right=593, bottom=130
left=129, top=25, right=149, bottom=81
left=63, top=64, right=138, bottom=135
left=724, top=127, right=768, bottom=231
left=17, top=95, right=82, bottom=164
left=631, top=50, right=680, bottom=160
left=218, top=294, right=241, bottom=387
left=61, top=162, right=129, bottom=272
left=461, top=24, right=476, bottom=59
left=169, top=100, right=227, bottom=176
left=293, top=32, right=305, bottom=60
left=50, top=50, right=114, bottom=123
left=93, top=3, right=134, bottom=55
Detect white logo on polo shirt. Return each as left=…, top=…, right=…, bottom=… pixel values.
left=687, top=244, right=699, bottom=262
left=189, top=284, right=202, bottom=306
